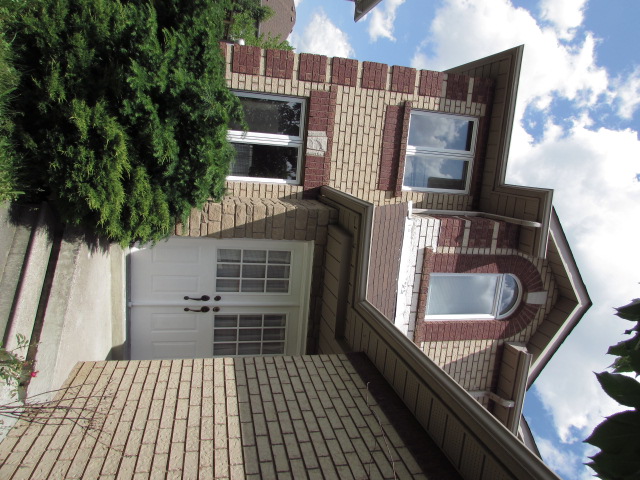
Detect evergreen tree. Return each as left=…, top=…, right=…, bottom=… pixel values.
left=8, top=0, right=243, bottom=244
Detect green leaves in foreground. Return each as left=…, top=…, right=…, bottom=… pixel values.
left=585, top=299, right=640, bottom=480
left=8, top=0, right=242, bottom=244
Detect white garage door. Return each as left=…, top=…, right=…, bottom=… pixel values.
left=130, top=237, right=313, bottom=360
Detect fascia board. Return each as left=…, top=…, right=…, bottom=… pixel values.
left=527, top=209, right=592, bottom=386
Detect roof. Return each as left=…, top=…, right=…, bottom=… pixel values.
left=447, top=46, right=554, bottom=259
left=526, top=208, right=591, bottom=385
left=318, top=186, right=561, bottom=480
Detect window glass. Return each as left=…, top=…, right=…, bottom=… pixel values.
left=499, top=274, right=519, bottom=315
left=408, top=114, right=474, bottom=152
left=229, top=96, right=301, bottom=136
left=404, top=155, right=468, bottom=190
left=227, top=92, right=305, bottom=184
left=427, top=273, right=520, bottom=319
left=427, top=275, right=499, bottom=316
left=231, top=143, right=298, bottom=181
left=403, top=111, right=476, bottom=193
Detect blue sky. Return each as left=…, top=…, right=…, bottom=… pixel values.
left=289, top=1, right=640, bottom=478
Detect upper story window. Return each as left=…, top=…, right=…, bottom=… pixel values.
left=403, top=112, right=477, bottom=193
left=426, top=273, right=521, bottom=320
left=227, top=92, right=305, bottom=184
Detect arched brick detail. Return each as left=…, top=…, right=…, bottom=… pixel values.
left=415, top=253, right=543, bottom=342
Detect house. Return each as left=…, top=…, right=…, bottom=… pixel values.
left=259, top=0, right=296, bottom=40
left=0, top=44, right=590, bottom=478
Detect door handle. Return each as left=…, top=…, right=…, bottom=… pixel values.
left=184, top=295, right=210, bottom=301
left=184, top=306, right=210, bottom=313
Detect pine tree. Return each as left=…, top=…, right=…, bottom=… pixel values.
left=9, top=0, right=243, bottom=244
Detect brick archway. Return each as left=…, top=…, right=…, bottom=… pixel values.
left=415, top=253, right=542, bottom=342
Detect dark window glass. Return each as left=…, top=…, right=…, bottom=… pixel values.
left=231, top=143, right=298, bottom=180
left=229, top=96, right=301, bottom=136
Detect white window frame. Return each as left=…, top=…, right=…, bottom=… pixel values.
left=227, top=91, right=306, bottom=185
left=425, top=273, right=522, bottom=321
left=402, top=111, right=478, bottom=194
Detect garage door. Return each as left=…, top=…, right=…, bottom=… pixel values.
left=130, top=237, right=313, bottom=360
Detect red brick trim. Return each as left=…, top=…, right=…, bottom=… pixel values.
left=497, top=222, right=519, bottom=249
left=378, top=106, right=402, bottom=191
left=418, top=70, right=445, bottom=97
left=299, top=53, right=327, bottom=82
left=469, top=116, right=489, bottom=204
left=393, top=101, right=412, bottom=197
left=331, top=57, right=358, bottom=86
left=414, top=253, right=543, bottom=342
left=445, top=74, right=470, bottom=101
left=361, top=61, right=388, bottom=90
left=391, top=66, right=416, bottom=94
left=416, top=249, right=433, bottom=321
left=303, top=88, right=337, bottom=198
left=231, top=45, right=261, bottom=75
left=265, top=49, right=294, bottom=79
left=377, top=102, right=412, bottom=194
left=472, top=77, right=494, bottom=104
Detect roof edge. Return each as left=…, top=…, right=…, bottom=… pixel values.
left=528, top=208, right=592, bottom=385
left=446, top=45, right=524, bottom=180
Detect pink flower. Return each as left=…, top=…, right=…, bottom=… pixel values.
left=30, top=371, right=38, bottom=378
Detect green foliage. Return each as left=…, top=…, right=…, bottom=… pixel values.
left=0, top=0, right=24, bottom=202
left=608, top=299, right=640, bottom=373
left=228, top=2, right=294, bottom=51
left=0, top=334, right=32, bottom=398
left=7, top=0, right=243, bottom=244
left=585, top=299, right=640, bottom=479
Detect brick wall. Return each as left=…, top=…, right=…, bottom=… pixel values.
left=405, top=215, right=557, bottom=394
left=175, top=198, right=337, bottom=353
left=222, top=43, right=494, bottom=209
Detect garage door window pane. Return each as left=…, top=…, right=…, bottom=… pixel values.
left=218, top=249, right=241, bottom=263
left=216, top=248, right=292, bottom=295
left=213, top=314, right=288, bottom=357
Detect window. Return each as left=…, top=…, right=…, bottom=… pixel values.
left=403, top=112, right=477, bottom=193
left=426, top=273, right=520, bottom=320
left=227, top=92, right=305, bottom=184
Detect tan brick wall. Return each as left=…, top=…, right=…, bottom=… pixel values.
left=417, top=245, right=558, bottom=393
left=222, top=43, right=490, bottom=209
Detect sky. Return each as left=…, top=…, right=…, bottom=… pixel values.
left=288, top=1, right=640, bottom=478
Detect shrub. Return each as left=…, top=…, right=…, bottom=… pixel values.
left=8, top=0, right=243, bottom=244
left=0, top=0, right=23, bottom=202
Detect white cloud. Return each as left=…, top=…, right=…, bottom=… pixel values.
left=410, top=0, right=609, bottom=113
left=293, top=0, right=303, bottom=6
left=509, top=117, right=640, bottom=445
left=539, top=0, right=589, bottom=40
left=612, top=67, right=640, bottom=119
left=367, top=0, right=405, bottom=42
left=536, top=435, right=590, bottom=479
left=289, top=9, right=355, bottom=58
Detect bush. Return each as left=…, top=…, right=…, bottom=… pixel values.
left=0, top=1, right=23, bottom=202
left=8, top=0, right=243, bottom=244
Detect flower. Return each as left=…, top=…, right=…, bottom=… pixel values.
left=30, top=371, right=38, bottom=378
